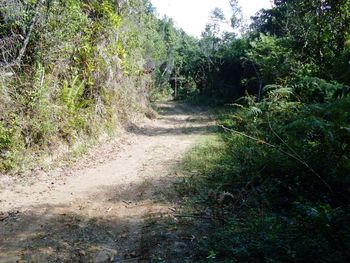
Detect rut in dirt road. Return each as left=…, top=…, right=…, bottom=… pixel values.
left=0, top=102, right=215, bottom=263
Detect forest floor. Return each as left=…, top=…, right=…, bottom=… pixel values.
left=0, top=102, right=216, bottom=263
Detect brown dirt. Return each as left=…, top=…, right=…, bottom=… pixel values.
left=0, top=102, right=215, bottom=263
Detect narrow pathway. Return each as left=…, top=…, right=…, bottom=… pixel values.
left=0, top=102, right=215, bottom=262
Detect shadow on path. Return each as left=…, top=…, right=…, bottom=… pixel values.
left=0, top=102, right=215, bottom=263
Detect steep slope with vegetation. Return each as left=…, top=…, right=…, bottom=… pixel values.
left=0, top=0, right=187, bottom=172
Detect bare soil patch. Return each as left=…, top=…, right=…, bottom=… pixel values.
left=0, top=102, right=215, bottom=262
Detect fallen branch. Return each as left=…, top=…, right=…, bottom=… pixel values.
left=219, top=125, right=333, bottom=192
left=174, top=214, right=212, bottom=220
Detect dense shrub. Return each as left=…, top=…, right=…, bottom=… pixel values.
left=182, top=78, right=350, bottom=262
left=0, top=0, right=177, bottom=172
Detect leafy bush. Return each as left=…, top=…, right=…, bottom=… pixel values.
left=0, top=0, right=177, bottom=172
left=288, top=77, right=348, bottom=103
left=182, top=79, right=350, bottom=262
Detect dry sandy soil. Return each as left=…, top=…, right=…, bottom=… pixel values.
left=0, top=102, right=215, bottom=263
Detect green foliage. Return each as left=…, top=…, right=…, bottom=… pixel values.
left=169, top=0, right=350, bottom=102
left=174, top=5, right=350, bottom=260
left=1, top=1, right=349, bottom=260
left=288, top=77, right=347, bottom=103
left=247, top=34, right=299, bottom=85
left=60, top=76, right=86, bottom=111
left=251, top=0, right=350, bottom=81
left=181, top=79, right=350, bottom=262
left=0, top=0, right=179, bottom=172
left=0, top=122, right=22, bottom=171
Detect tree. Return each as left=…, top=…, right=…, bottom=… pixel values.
left=251, top=0, right=350, bottom=79
left=246, top=34, right=298, bottom=100
left=229, top=0, right=242, bottom=30
left=201, top=8, right=227, bottom=54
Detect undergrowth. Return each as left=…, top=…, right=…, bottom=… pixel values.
left=0, top=0, right=168, bottom=173
left=179, top=79, right=350, bottom=263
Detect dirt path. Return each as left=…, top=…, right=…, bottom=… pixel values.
left=0, top=102, right=215, bottom=263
